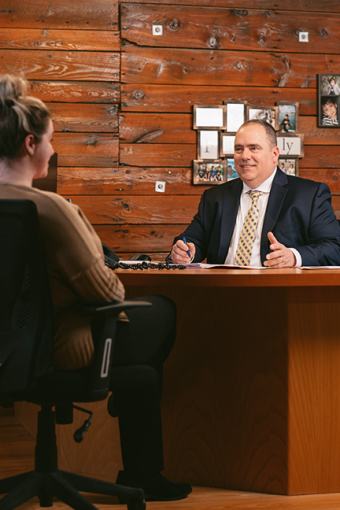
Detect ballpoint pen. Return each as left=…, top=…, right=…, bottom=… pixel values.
left=182, top=237, right=191, bottom=259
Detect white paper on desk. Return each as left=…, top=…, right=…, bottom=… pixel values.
left=185, top=263, right=268, bottom=270
left=119, top=260, right=149, bottom=264
left=301, top=266, right=340, bottom=270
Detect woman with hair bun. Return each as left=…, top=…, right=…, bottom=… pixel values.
left=0, top=74, right=191, bottom=502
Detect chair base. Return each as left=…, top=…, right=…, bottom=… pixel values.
left=0, top=470, right=146, bottom=510
left=0, top=405, right=145, bottom=510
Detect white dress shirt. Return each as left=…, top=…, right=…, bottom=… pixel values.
left=225, top=169, right=302, bottom=267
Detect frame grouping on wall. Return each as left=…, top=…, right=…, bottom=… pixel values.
left=192, top=102, right=303, bottom=186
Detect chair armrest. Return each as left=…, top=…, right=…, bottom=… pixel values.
left=80, top=300, right=152, bottom=317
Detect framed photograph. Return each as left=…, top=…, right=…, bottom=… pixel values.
left=220, top=133, right=235, bottom=157
left=226, top=159, right=239, bottom=181
left=318, top=95, right=340, bottom=128
left=318, top=74, right=340, bottom=96
left=223, top=101, right=247, bottom=132
left=193, top=105, right=226, bottom=130
left=192, top=160, right=227, bottom=185
left=247, top=106, right=279, bottom=130
left=278, top=159, right=298, bottom=176
left=197, top=130, right=219, bottom=160
left=276, top=102, right=299, bottom=133
left=277, top=134, right=304, bottom=158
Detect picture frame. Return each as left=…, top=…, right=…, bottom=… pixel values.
left=226, top=159, right=239, bottom=181
left=220, top=133, right=235, bottom=157
left=222, top=101, right=247, bottom=132
left=275, top=101, right=299, bottom=133
left=278, top=158, right=299, bottom=176
left=247, top=105, right=279, bottom=130
left=192, top=160, right=227, bottom=185
left=193, top=105, right=227, bottom=130
left=197, top=130, right=219, bottom=160
left=277, top=134, right=304, bottom=158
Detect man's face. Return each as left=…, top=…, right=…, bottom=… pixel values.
left=323, top=101, right=337, bottom=120
left=234, top=124, right=279, bottom=189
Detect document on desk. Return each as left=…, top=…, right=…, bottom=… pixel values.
left=186, top=263, right=268, bottom=270
left=301, top=266, right=340, bottom=270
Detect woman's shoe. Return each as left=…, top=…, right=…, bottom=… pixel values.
left=116, top=470, right=192, bottom=502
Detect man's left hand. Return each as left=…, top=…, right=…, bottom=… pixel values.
left=263, top=232, right=296, bottom=268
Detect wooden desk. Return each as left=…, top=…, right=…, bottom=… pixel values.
left=15, top=268, right=340, bottom=496
left=117, top=268, right=340, bottom=496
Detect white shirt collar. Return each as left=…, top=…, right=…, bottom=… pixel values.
left=242, top=168, right=277, bottom=195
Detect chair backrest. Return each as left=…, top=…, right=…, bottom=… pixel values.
left=0, top=200, right=53, bottom=393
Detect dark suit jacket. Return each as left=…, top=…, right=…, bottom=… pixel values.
left=175, top=169, right=340, bottom=266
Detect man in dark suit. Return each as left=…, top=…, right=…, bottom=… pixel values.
left=171, top=120, right=340, bottom=267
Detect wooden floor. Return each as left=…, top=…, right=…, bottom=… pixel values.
left=2, top=414, right=340, bottom=510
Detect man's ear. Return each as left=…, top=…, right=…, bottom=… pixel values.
left=24, top=134, right=35, bottom=156
left=273, top=145, right=279, bottom=164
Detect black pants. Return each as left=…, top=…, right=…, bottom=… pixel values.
left=109, top=295, right=176, bottom=477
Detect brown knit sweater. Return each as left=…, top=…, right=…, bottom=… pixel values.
left=0, top=182, right=125, bottom=370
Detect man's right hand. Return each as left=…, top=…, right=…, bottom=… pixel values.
left=170, top=240, right=195, bottom=264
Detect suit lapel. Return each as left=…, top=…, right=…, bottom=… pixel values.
left=216, top=179, right=243, bottom=263
left=260, top=169, right=288, bottom=263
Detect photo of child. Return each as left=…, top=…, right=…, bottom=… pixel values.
left=226, top=159, right=238, bottom=180
left=193, top=161, right=226, bottom=185
left=278, top=159, right=297, bottom=176
left=321, top=96, right=339, bottom=126
left=278, top=105, right=296, bottom=133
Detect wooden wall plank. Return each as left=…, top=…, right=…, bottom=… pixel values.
left=118, top=0, right=340, bottom=12
left=0, top=50, right=119, bottom=81
left=121, top=84, right=316, bottom=115
left=300, top=147, right=340, bottom=169
left=120, top=143, right=196, bottom=167
left=29, top=81, right=120, bottom=103
left=53, top=134, right=118, bottom=167
left=300, top=117, right=340, bottom=146
left=92, top=224, right=184, bottom=252
left=330, top=196, right=340, bottom=217
left=0, top=28, right=120, bottom=51
left=0, top=0, right=118, bottom=29
left=58, top=167, right=207, bottom=195
left=67, top=195, right=201, bottom=224
left=121, top=45, right=334, bottom=87
left=119, top=113, right=193, bottom=143
left=121, top=5, right=340, bottom=54
left=49, top=104, right=119, bottom=132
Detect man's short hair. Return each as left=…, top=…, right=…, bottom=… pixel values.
left=240, top=119, right=277, bottom=149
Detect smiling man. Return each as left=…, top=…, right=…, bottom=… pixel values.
left=170, top=119, right=340, bottom=268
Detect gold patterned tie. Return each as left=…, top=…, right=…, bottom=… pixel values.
left=234, top=191, right=263, bottom=266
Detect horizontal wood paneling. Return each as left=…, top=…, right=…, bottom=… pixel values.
left=118, top=0, right=340, bottom=12
left=0, top=29, right=119, bottom=51
left=0, top=50, right=119, bottom=81
left=299, top=170, right=340, bottom=194
left=120, top=143, right=195, bottom=167
left=58, top=167, right=206, bottom=195
left=49, top=104, right=119, bottom=132
left=53, top=133, right=118, bottom=167
left=0, top=0, right=118, bottom=29
left=121, top=5, right=340, bottom=54
left=67, top=195, right=201, bottom=224
left=121, top=45, right=336, bottom=87
left=300, top=147, right=340, bottom=170
left=119, top=114, right=340, bottom=146
left=92, top=224, right=182, bottom=252
left=121, top=84, right=316, bottom=115
left=29, top=81, right=120, bottom=103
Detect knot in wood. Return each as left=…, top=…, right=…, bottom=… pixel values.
left=133, top=90, right=145, bottom=100
left=208, top=37, right=218, bottom=48
left=168, top=19, right=179, bottom=31
left=320, top=28, right=328, bottom=38
left=86, top=135, right=98, bottom=146
left=107, top=105, right=118, bottom=115
left=258, top=38, right=265, bottom=46
left=232, top=9, right=248, bottom=17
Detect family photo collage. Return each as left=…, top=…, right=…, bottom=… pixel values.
left=192, top=101, right=303, bottom=185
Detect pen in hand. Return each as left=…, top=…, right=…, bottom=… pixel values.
left=183, top=237, right=191, bottom=259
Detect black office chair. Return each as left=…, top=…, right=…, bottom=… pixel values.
left=0, top=199, right=149, bottom=510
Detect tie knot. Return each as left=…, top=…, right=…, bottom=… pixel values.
left=248, top=190, right=263, bottom=203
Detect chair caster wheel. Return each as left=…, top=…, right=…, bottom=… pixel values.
left=127, top=497, right=146, bottom=510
